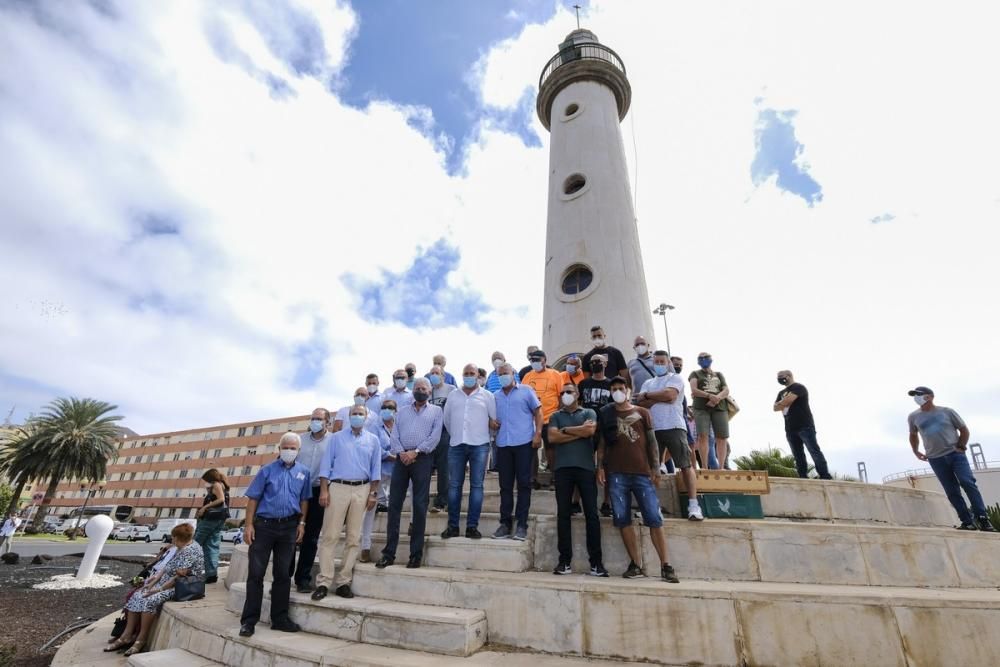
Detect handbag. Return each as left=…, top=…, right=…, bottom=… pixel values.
left=110, top=613, right=127, bottom=638
left=173, top=575, right=206, bottom=602
left=202, top=506, right=229, bottom=521
left=726, top=396, right=740, bottom=420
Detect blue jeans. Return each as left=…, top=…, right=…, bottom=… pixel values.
left=496, top=443, right=534, bottom=529
left=786, top=427, right=832, bottom=479
left=928, top=451, right=987, bottom=524
left=608, top=472, right=663, bottom=528
left=708, top=430, right=719, bottom=469
left=383, top=452, right=433, bottom=560
left=447, top=443, right=489, bottom=529
left=193, top=518, right=225, bottom=579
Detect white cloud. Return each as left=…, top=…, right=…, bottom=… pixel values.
left=2, top=0, right=1000, bottom=488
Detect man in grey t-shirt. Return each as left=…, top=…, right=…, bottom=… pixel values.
left=907, top=386, right=994, bottom=531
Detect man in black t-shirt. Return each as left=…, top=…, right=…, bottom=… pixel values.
left=581, top=325, right=629, bottom=386
left=773, top=370, right=832, bottom=479
left=579, top=354, right=613, bottom=412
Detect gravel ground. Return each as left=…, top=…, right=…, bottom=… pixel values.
left=0, top=554, right=143, bottom=667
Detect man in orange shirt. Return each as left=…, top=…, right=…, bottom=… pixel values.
left=522, top=349, right=563, bottom=489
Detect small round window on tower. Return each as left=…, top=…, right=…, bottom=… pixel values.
left=563, top=173, right=587, bottom=195
left=561, top=264, right=594, bottom=295
left=564, top=103, right=579, bottom=117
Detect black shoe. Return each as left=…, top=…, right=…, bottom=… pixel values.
left=238, top=623, right=255, bottom=637
left=491, top=524, right=512, bottom=539
left=296, top=583, right=314, bottom=594
left=465, top=527, right=482, bottom=539
left=311, top=586, right=328, bottom=601
left=589, top=564, right=609, bottom=577
left=375, top=556, right=394, bottom=568
left=958, top=522, right=979, bottom=530
left=661, top=563, right=680, bottom=583
left=441, top=525, right=460, bottom=539
left=271, top=619, right=300, bottom=633
left=406, top=556, right=421, bottom=569
left=600, top=503, right=612, bottom=518
left=205, top=575, right=218, bottom=584
left=376, top=503, right=388, bottom=513
left=553, top=562, right=572, bottom=575
left=335, top=584, right=354, bottom=598
left=977, top=516, right=997, bottom=532
left=407, top=523, right=413, bottom=536
left=532, top=481, right=542, bottom=490
left=570, top=502, right=582, bottom=515
left=623, top=561, right=645, bottom=579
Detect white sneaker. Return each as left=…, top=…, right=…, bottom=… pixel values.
left=687, top=502, right=704, bottom=521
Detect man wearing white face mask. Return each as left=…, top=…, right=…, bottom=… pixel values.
left=365, top=373, right=383, bottom=412
left=291, top=407, right=333, bottom=593
left=384, top=369, right=415, bottom=409
left=636, top=351, right=703, bottom=521
left=628, top=335, right=658, bottom=392
left=486, top=351, right=515, bottom=392
left=582, top=325, right=629, bottom=385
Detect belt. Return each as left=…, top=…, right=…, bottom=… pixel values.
left=253, top=514, right=300, bottom=525
left=331, top=479, right=370, bottom=486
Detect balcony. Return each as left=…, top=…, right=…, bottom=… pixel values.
left=539, top=42, right=626, bottom=90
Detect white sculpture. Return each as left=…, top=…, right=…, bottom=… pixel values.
left=76, top=514, right=113, bottom=579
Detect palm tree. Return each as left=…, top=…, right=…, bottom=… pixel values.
left=0, top=420, right=45, bottom=546
left=733, top=447, right=808, bottom=478
left=23, top=398, right=123, bottom=529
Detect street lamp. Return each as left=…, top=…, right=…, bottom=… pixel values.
left=69, top=479, right=106, bottom=540
left=652, top=303, right=675, bottom=356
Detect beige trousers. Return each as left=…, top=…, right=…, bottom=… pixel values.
left=316, top=482, right=369, bottom=587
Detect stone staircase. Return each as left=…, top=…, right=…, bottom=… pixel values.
left=142, top=474, right=1000, bottom=666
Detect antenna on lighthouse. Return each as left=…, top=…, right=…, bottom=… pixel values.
left=573, top=4, right=581, bottom=29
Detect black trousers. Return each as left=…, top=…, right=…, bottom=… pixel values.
left=291, top=487, right=325, bottom=586
left=241, top=518, right=297, bottom=626
left=432, top=430, right=450, bottom=508
left=382, top=452, right=433, bottom=560
left=554, top=467, right=602, bottom=567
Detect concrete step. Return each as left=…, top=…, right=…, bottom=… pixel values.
left=225, top=581, right=487, bottom=656
left=153, top=588, right=648, bottom=665
left=352, top=566, right=1000, bottom=666
left=128, top=648, right=221, bottom=667
left=371, top=531, right=534, bottom=572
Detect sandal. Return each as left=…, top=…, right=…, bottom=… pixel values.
left=123, top=640, right=145, bottom=657
left=103, top=637, right=133, bottom=652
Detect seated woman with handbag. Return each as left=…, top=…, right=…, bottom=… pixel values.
left=105, top=522, right=205, bottom=656
left=108, top=541, right=179, bottom=643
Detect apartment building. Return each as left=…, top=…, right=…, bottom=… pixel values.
left=49, top=414, right=311, bottom=522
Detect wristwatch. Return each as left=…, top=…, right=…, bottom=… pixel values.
left=298, top=521, right=306, bottom=526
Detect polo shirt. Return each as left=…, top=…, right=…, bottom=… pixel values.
left=493, top=384, right=541, bottom=446
left=245, top=459, right=312, bottom=519
left=640, top=373, right=687, bottom=430
left=549, top=407, right=597, bottom=471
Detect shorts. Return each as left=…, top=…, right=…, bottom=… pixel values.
left=608, top=472, right=662, bottom=528
left=694, top=408, right=730, bottom=439
left=654, top=429, right=692, bottom=469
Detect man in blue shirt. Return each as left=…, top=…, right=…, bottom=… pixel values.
left=240, top=432, right=312, bottom=638
left=312, top=405, right=381, bottom=600
left=377, top=378, right=443, bottom=569
left=291, top=407, right=332, bottom=593
left=491, top=362, right=542, bottom=541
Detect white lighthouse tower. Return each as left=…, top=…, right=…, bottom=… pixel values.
left=537, top=29, right=654, bottom=363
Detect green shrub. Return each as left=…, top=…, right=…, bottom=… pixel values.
left=986, top=503, right=1000, bottom=531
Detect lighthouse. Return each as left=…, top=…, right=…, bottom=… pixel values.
left=536, top=29, right=654, bottom=364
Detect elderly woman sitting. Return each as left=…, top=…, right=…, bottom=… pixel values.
left=105, top=522, right=205, bottom=656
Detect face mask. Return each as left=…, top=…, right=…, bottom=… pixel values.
left=913, top=395, right=929, bottom=406
left=561, top=393, right=575, bottom=407
left=590, top=363, right=605, bottom=373
left=309, top=419, right=324, bottom=433
left=406, top=380, right=415, bottom=390
left=777, top=377, right=789, bottom=386
left=698, top=358, right=712, bottom=369
left=653, top=364, right=669, bottom=377
left=463, top=376, right=477, bottom=388
left=566, top=364, right=578, bottom=374
left=530, top=361, right=543, bottom=372
left=612, top=390, right=627, bottom=404
left=499, top=374, right=514, bottom=388
left=367, top=383, right=378, bottom=395
left=279, top=448, right=298, bottom=464
left=592, top=337, right=606, bottom=347
left=353, top=395, right=366, bottom=406
left=349, top=415, right=365, bottom=429
left=394, top=378, right=406, bottom=390
left=492, top=358, right=503, bottom=369
left=635, top=345, right=648, bottom=356
left=673, top=364, right=683, bottom=374
left=412, top=390, right=429, bottom=402
left=429, top=374, right=442, bottom=386
left=380, top=408, right=395, bottom=421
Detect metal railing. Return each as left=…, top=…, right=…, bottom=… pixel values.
left=882, top=460, right=998, bottom=484
left=539, top=42, right=626, bottom=89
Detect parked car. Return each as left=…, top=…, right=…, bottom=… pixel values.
left=110, top=523, right=133, bottom=540
left=148, top=518, right=196, bottom=543
left=126, top=525, right=151, bottom=542
left=221, top=527, right=243, bottom=543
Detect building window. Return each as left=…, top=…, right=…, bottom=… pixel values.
left=152, top=471, right=160, bottom=480
left=173, top=453, right=181, bottom=462
left=119, top=473, right=126, bottom=481
left=145, top=489, right=154, bottom=498
left=179, top=470, right=188, bottom=479
left=157, top=453, right=165, bottom=462
left=242, top=466, right=252, bottom=475
left=233, top=448, right=242, bottom=457
left=218, top=429, right=227, bottom=439
left=203, top=432, right=211, bottom=440
left=561, top=264, right=594, bottom=295
left=129, top=472, right=137, bottom=481
left=237, top=427, right=246, bottom=437
left=123, top=489, right=130, bottom=498
left=248, top=448, right=257, bottom=456
left=563, top=173, right=587, bottom=195
left=140, top=441, right=147, bottom=447
left=564, top=103, right=579, bottom=117
left=199, top=450, right=208, bottom=459
left=251, top=425, right=262, bottom=436
left=213, top=449, right=222, bottom=458
left=227, top=467, right=235, bottom=477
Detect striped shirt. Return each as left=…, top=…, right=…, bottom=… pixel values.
left=390, top=402, right=443, bottom=455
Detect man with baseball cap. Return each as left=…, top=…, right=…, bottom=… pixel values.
left=907, top=386, right=995, bottom=531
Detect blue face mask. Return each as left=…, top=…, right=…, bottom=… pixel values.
left=530, top=361, right=543, bottom=372
left=499, top=374, right=514, bottom=387
left=349, top=415, right=365, bottom=429
left=380, top=408, right=395, bottom=421
left=566, top=364, right=578, bottom=374
left=429, top=374, right=442, bottom=386
left=698, top=358, right=712, bottom=369
left=309, top=419, right=324, bottom=433
left=463, top=376, right=477, bottom=388
left=653, top=364, right=669, bottom=376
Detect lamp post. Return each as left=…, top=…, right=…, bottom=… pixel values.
left=652, top=303, right=675, bottom=356
left=69, top=479, right=106, bottom=540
